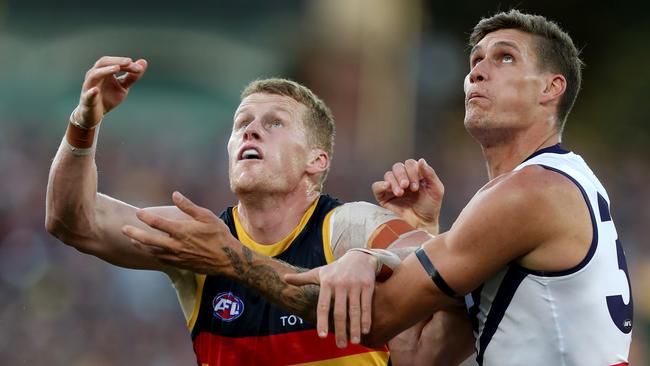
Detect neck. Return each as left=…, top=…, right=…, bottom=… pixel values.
left=482, top=130, right=560, bottom=180
left=236, top=183, right=321, bottom=245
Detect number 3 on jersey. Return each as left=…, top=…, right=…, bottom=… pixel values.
left=606, top=239, right=633, bottom=334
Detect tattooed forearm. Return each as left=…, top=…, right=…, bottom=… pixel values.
left=285, top=284, right=320, bottom=318
left=242, top=245, right=253, bottom=266
left=223, top=247, right=245, bottom=276
left=220, top=245, right=320, bottom=323
left=246, top=265, right=288, bottom=297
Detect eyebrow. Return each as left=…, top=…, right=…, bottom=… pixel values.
left=470, top=40, right=522, bottom=57
left=234, top=106, right=292, bottom=120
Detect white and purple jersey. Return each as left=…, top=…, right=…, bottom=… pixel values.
left=466, top=145, right=632, bottom=365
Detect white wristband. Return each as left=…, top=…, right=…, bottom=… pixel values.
left=347, top=247, right=402, bottom=280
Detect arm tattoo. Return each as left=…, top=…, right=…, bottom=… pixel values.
left=242, top=245, right=254, bottom=265
left=220, top=245, right=320, bottom=323
left=223, top=247, right=245, bottom=276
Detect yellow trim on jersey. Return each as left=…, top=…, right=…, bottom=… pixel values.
left=322, top=209, right=336, bottom=264
left=233, top=198, right=320, bottom=257
left=290, top=351, right=390, bottom=366
left=187, top=274, right=206, bottom=331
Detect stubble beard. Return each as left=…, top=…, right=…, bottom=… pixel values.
left=465, top=112, right=520, bottom=149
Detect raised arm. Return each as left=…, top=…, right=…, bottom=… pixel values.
left=45, top=56, right=183, bottom=272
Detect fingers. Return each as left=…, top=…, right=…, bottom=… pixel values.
left=172, top=191, right=213, bottom=222
left=360, top=280, right=374, bottom=335
left=383, top=170, right=403, bottom=196
left=118, top=59, right=148, bottom=89
left=285, top=267, right=332, bottom=339
left=316, top=282, right=332, bottom=339
left=333, top=285, right=348, bottom=348
left=84, top=57, right=146, bottom=91
left=94, top=56, right=133, bottom=68
left=121, top=225, right=176, bottom=252
left=371, top=181, right=395, bottom=204
left=136, top=209, right=180, bottom=236
left=378, top=159, right=424, bottom=199
left=403, top=159, right=420, bottom=191
left=348, top=287, right=362, bottom=344
left=391, top=162, right=411, bottom=191
left=418, top=159, right=444, bottom=196
left=82, top=64, right=121, bottom=93
left=284, top=268, right=321, bottom=286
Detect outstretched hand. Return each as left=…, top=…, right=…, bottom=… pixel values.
left=372, top=158, right=444, bottom=234
left=73, top=56, right=148, bottom=129
left=285, top=250, right=377, bottom=349
left=121, top=191, right=234, bottom=274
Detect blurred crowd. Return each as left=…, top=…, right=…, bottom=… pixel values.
left=1, top=1, right=648, bottom=364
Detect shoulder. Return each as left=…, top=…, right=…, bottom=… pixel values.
left=331, top=201, right=397, bottom=224
left=478, top=165, right=583, bottom=212
left=449, top=165, right=586, bottom=260
left=326, top=201, right=403, bottom=256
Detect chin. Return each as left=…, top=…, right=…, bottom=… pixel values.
left=464, top=113, right=485, bottom=132
left=231, top=176, right=261, bottom=194
left=464, top=115, right=494, bottom=144
left=231, top=176, right=290, bottom=197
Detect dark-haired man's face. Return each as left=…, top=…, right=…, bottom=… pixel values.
left=463, top=29, right=548, bottom=144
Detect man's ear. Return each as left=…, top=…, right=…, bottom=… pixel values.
left=540, top=73, right=567, bottom=105
left=306, top=148, right=329, bottom=176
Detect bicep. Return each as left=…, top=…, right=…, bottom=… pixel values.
left=430, top=184, right=548, bottom=295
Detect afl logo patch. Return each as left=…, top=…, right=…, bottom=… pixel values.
left=212, top=292, right=244, bottom=322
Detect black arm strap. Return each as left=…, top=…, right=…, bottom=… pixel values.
left=415, top=247, right=463, bottom=300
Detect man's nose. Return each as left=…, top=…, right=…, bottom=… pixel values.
left=468, top=61, right=487, bottom=83
left=243, top=120, right=262, bottom=140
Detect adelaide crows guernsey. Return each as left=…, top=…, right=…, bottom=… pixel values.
left=188, top=195, right=390, bottom=366
left=465, top=145, right=632, bottom=365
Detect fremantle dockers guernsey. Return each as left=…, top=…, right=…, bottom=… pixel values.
left=466, top=145, right=632, bottom=365
left=188, top=195, right=390, bottom=366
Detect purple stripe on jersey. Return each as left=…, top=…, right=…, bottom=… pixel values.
left=598, top=192, right=612, bottom=222
left=476, top=267, right=528, bottom=365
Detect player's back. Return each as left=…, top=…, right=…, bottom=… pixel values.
left=466, top=145, right=632, bottom=365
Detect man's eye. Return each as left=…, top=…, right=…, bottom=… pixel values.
left=270, top=120, right=283, bottom=128
left=472, top=57, right=483, bottom=66
left=503, top=54, right=514, bottom=63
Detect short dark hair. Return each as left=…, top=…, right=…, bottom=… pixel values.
left=470, top=9, right=584, bottom=132
left=241, top=78, right=335, bottom=184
